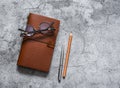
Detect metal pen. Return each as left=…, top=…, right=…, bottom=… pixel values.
left=58, top=44, right=64, bottom=83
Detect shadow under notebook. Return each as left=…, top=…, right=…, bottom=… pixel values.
left=17, top=66, right=49, bottom=77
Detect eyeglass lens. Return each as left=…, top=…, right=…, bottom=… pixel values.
left=24, top=22, right=54, bottom=36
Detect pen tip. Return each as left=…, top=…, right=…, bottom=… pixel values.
left=58, top=80, right=61, bottom=83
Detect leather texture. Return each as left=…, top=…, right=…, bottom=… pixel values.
left=17, top=13, right=60, bottom=72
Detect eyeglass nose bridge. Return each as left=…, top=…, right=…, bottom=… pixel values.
left=48, top=28, right=51, bottom=30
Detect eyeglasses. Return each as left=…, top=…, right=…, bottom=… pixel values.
left=18, top=22, right=55, bottom=37
left=18, top=22, right=56, bottom=48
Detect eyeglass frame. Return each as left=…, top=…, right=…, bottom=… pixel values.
left=18, top=22, right=56, bottom=37
left=18, top=22, right=56, bottom=48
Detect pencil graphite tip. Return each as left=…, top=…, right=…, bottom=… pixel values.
left=63, top=76, right=65, bottom=79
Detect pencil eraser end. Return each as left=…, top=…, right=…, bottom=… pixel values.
left=70, top=33, right=72, bottom=36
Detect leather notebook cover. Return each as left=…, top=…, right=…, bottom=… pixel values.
left=17, top=13, right=60, bottom=72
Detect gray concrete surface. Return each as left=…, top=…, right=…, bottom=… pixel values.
left=0, top=0, right=120, bottom=88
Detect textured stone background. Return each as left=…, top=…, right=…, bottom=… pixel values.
left=0, top=0, right=120, bottom=88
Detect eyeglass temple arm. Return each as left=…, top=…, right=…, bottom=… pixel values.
left=18, top=29, right=35, bottom=34
left=18, top=29, right=26, bottom=32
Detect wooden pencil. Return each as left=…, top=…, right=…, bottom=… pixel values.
left=62, top=32, right=73, bottom=78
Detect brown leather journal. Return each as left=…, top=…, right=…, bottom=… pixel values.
left=17, top=13, right=60, bottom=72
